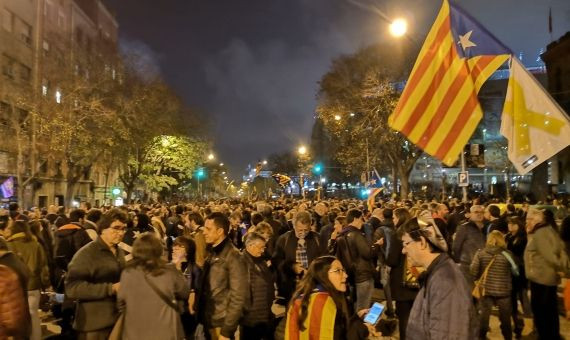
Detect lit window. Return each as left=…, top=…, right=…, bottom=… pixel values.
left=55, top=90, right=61, bottom=103
left=42, top=85, right=48, bottom=96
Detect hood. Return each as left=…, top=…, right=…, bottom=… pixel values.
left=57, top=223, right=83, bottom=237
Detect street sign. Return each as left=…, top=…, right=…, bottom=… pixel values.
left=458, top=171, right=469, bottom=187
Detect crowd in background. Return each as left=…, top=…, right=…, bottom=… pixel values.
left=1, top=195, right=570, bottom=340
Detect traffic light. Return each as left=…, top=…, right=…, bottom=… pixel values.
left=313, top=163, right=323, bottom=175
left=111, top=187, right=121, bottom=196
left=195, top=168, right=205, bottom=179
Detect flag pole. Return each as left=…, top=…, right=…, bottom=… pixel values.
left=461, top=151, right=468, bottom=203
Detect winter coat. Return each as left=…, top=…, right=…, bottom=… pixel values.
left=241, top=251, right=275, bottom=326
left=470, top=246, right=513, bottom=297
left=118, top=264, right=190, bottom=340
left=272, top=230, right=322, bottom=301
left=0, top=249, right=32, bottom=339
left=452, top=221, right=485, bottom=266
left=525, top=223, right=569, bottom=286
left=65, top=237, right=125, bottom=332
left=381, top=230, right=419, bottom=302
left=199, top=237, right=248, bottom=338
left=505, top=232, right=527, bottom=288
left=333, top=226, right=375, bottom=283
left=6, top=233, right=50, bottom=291
left=54, top=223, right=92, bottom=292
left=406, top=254, right=478, bottom=340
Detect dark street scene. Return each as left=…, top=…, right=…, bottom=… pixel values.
left=2, top=0, right=570, bottom=339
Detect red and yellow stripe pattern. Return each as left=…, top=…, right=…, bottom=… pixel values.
left=285, top=292, right=337, bottom=340
left=388, top=0, right=508, bottom=166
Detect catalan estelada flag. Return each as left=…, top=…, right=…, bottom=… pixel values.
left=285, top=292, right=336, bottom=340
left=388, top=0, right=510, bottom=165
left=272, top=173, right=292, bottom=187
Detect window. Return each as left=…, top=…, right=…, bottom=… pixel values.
left=43, top=40, right=49, bottom=54
left=20, top=64, right=31, bottom=82
left=2, top=54, right=15, bottom=79
left=17, top=19, right=32, bottom=45
left=42, top=78, right=48, bottom=96
left=57, top=11, right=65, bottom=28
left=55, top=89, right=61, bottom=104
left=2, top=9, right=13, bottom=32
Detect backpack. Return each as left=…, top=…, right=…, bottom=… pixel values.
left=0, top=264, right=30, bottom=337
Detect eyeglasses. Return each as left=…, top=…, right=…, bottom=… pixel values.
left=110, top=225, right=126, bottom=232
left=329, top=268, right=346, bottom=275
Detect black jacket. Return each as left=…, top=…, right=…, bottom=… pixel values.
left=54, top=223, right=92, bottom=292
left=272, top=230, right=322, bottom=301
left=241, top=252, right=275, bottom=326
left=332, top=226, right=375, bottom=284
left=199, top=237, right=248, bottom=338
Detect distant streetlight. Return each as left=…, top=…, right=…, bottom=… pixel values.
left=208, top=153, right=215, bottom=160
left=298, top=146, right=307, bottom=155
left=334, top=115, right=341, bottom=121
left=390, top=18, right=407, bottom=37
left=219, top=162, right=224, bottom=166
left=262, top=160, right=267, bottom=165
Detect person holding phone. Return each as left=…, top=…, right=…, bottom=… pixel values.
left=284, top=255, right=380, bottom=340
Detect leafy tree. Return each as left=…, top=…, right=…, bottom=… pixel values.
left=138, top=135, right=207, bottom=198
left=316, top=43, right=421, bottom=197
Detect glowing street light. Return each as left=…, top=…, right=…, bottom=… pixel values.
left=298, top=145, right=307, bottom=155
left=390, top=18, right=407, bottom=37
left=208, top=153, right=215, bottom=160
left=334, top=115, right=341, bottom=121
left=219, top=163, right=224, bottom=166
left=262, top=160, right=267, bottom=165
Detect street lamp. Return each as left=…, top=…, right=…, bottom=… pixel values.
left=298, top=145, right=307, bottom=155
left=390, top=18, right=407, bottom=37
left=208, top=153, right=215, bottom=161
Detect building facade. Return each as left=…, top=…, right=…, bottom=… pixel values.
left=0, top=0, right=120, bottom=208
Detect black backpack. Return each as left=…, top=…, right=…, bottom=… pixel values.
left=335, top=231, right=356, bottom=284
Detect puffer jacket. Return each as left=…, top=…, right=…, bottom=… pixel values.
left=406, top=253, right=478, bottom=340
left=525, top=223, right=569, bottom=286
left=199, top=237, right=248, bottom=338
left=6, top=233, right=50, bottom=291
left=470, top=246, right=512, bottom=297
left=65, top=237, right=125, bottom=332
left=241, top=251, right=275, bottom=326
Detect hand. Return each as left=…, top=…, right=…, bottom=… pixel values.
left=188, top=292, right=196, bottom=315
left=364, top=322, right=381, bottom=338
left=111, top=283, right=120, bottom=295
left=375, top=238, right=384, bottom=246
left=293, top=263, right=306, bottom=275
left=357, top=308, right=369, bottom=318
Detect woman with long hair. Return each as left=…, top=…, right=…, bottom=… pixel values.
left=4, top=220, right=50, bottom=340
left=118, top=233, right=190, bottom=340
left=171, top=236, right=201, bottom=339
left=506, top=216, right=529, bottom=335
left=284, top=255, right=376, bottom=340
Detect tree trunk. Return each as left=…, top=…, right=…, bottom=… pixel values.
left=391, top=166, right=398, bottom=195
left=530, top=162, right=549, bottom=203
left=397, top=163, right=414, bottom=200
left=65, top=163, right=81, bottom=208
left=125, top=183, right=134, bottom=204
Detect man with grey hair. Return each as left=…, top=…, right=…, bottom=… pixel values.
left=452, top=204, right=486, bottom=285
left=272, top=211, right=323, bottom=303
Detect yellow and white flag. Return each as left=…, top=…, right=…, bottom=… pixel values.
left=501, top=57, right=570, bottom=175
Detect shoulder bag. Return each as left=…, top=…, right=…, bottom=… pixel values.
left=472, top=255, right=497, bottom=299
left=144, top=273, right=184, bottom=313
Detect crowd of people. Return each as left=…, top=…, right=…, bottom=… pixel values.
left=1, top=195, right=570, bottom=340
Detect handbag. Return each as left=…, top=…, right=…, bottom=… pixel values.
left=108, top=313, right=124, bottom=340
left=143, top=274, right=184, bottom=313
left=472, top=255, right=497, bottom=299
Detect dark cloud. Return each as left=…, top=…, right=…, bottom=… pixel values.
left=104, top=0, right=570, bottom=178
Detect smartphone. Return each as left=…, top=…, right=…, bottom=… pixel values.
left=363, top=302, right=385, bottom=325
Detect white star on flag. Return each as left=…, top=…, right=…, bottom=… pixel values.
left=459, top=30, right=477, bottom=50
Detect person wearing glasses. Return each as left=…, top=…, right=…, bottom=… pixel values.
left=401, top=217, right=477, bottom=340
left=65, top=209, right=128, bottom=340
left=240, top=232, right=275, bottom=340
left=284, top=255, right=378, bottom=340
left=452, top=205, right=486, bottom=286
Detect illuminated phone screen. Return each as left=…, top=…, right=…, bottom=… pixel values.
left=363, top=302, right=385, bottom=325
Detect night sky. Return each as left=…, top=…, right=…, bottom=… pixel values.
left=104, top=0, right=570, bottom=178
